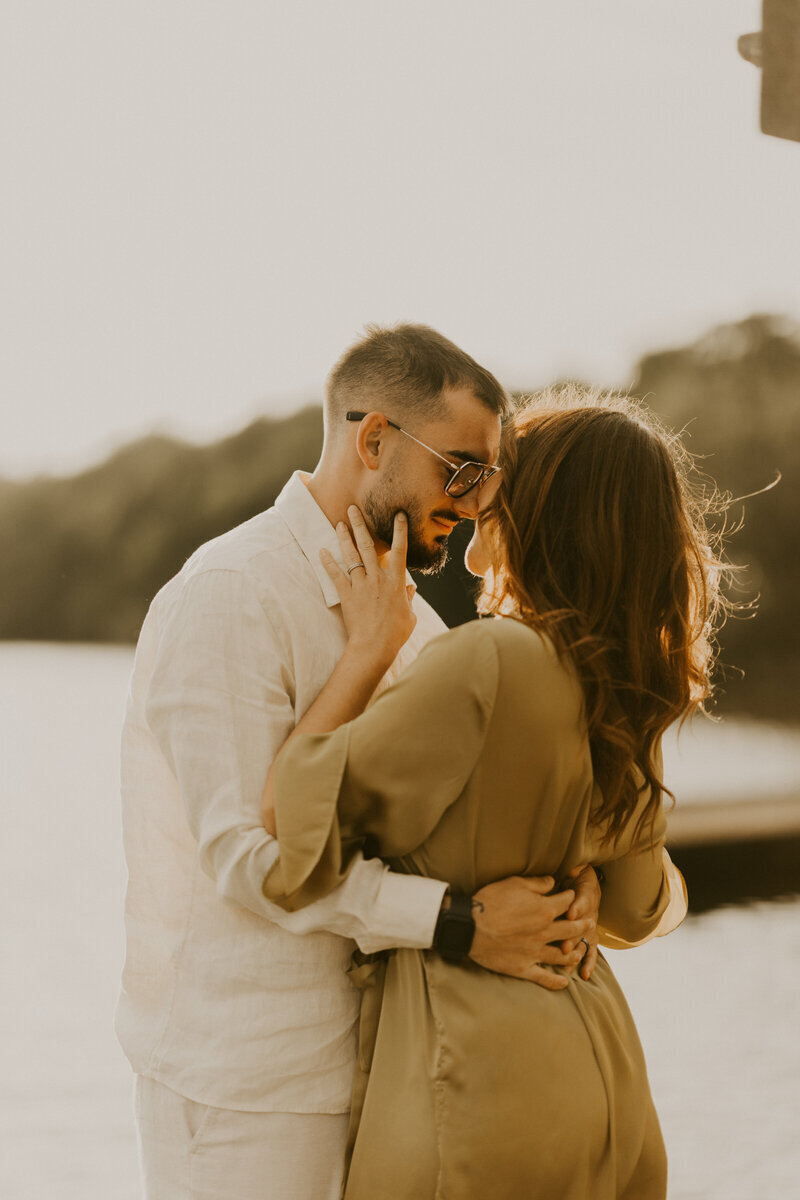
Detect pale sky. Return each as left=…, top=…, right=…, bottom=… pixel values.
left=3, top=0, right=799, bottom=478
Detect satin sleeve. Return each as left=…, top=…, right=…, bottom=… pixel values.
left=596, top=745, right=686, bottom=946
left=263, top=623, right=500, bottom=910
left=598, top=847, right=688, bottom=949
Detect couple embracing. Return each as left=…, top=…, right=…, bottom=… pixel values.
left=118, top=324, right=712, bottom=1199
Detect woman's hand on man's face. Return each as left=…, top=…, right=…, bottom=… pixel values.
left=320, top=506, right=417, bottom=676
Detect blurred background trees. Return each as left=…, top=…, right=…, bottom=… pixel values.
left=2, top=314, right=797, bottom=720
left=632, top=314, right=797, bottom=718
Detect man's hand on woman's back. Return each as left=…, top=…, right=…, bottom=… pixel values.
left=468, top=873, right=599, bottom=991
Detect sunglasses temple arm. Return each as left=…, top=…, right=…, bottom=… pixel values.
left=395, top=426, right=459, bottom=471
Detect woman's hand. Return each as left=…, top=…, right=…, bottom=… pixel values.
left=559, top=865, right=600, bottom=981
left=261, top=506, right=417, bottom=838
left=320, top=505, right=417, bottom=676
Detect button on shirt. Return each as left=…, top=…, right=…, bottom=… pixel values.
left=116, top=471, right=449, bottom=1113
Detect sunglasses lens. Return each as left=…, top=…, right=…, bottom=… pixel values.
left=448, top=464, right=485, bottom=496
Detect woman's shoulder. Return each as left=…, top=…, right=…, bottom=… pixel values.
left=387, top=620, right=502, bottom=722
left=478, top=614, right=549, bottom=648
left=462, top=615, right=561, bottom=667
left=413, top=617, right=501, bottom=671
left=417, top=617, right=566, bottom=691
left=419, top=615, right=554, bottom=658
left=477, top=618, right=584, bottom=716
left=409, top=618, right=582, bottom=730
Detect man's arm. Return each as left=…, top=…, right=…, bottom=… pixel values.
left=144, top=567, right=447, bottom=949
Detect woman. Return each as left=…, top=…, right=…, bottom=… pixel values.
left=262, top=387, right=727, bottom=1199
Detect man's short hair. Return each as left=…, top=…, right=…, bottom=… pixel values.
left=325, top=323, right=510, bottom=437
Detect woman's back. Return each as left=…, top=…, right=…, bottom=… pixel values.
left=269, top=619, right=671, bottom=1199
left=397, top=617, right=599, bottom=893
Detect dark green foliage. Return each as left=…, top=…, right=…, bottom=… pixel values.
left=632, top=314, right=799, bottom=718
left=1, top=315, right=797, bottom=718
left=0, top=409, right=323, bottom=643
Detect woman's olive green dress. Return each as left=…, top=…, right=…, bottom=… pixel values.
left=265, top=618, right=673, bottom=1200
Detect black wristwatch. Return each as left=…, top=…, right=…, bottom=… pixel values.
left=432, top=891, right=475, bottom=963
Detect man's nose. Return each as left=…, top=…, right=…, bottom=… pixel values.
left=451, top=489, right=480, bottom=520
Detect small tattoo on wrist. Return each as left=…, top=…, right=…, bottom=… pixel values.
left=471, top=899, right=485, bottom=914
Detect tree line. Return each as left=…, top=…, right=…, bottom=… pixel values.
left=2, top=314, right=796, bottom=721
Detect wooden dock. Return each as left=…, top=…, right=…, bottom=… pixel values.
left=666, top=792, right=800, bottom=847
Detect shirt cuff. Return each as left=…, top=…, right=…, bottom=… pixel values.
left=355, top=867, right=448, bottom=955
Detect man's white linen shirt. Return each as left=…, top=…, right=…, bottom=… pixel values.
left=116, top=472, right=449, bottom=1113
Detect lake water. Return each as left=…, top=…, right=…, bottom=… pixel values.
left=1, top=642, right=799, bottom=1200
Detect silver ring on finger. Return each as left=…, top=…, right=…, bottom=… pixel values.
left=346, top=562, right=366, bottom=576
left=580, top=937, right=590, bottom=954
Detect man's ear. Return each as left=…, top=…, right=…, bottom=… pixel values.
left=354, top=412, right=389, bottom=473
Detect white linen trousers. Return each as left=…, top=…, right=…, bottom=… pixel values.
left=135, top=1076, right=349, bottom=1200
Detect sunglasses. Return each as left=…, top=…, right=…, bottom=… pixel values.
left=345, top=411, right=501, bottom=498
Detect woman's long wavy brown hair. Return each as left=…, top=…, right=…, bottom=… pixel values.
left=478, top=385, right=733, bottom=847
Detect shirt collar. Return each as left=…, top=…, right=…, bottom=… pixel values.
left=274, top=472, right=343, bottom=608
left=274, top=470, right=416, bottom=610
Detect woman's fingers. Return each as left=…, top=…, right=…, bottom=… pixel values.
left=329, top=506, right=408, bottom=583
left=567, top=863, right=588, bottom=878
left=319, top=547, right=351, bottom=597
left=537, top=941, right=584, bottom=968
left=388, top=510, right=408, bottom=578
left=580, top=939, right=598, bottom=981
left=521, top=964, right=570, bottom=991
left=553, top=916, right=595, bottom=943
left=347, top=505, right=379, bottom=572
left=556, top=929, right=598, bottom=980
left=335, top=519, right=365, bottom=574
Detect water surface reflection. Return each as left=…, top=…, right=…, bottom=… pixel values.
left=1, top=643, right=797, bottom=1199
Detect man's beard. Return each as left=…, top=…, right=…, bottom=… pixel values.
left=362, top=482, right=456, bottom=575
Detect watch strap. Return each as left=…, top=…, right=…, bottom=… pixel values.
left=432, top=891, right=475, bottom=963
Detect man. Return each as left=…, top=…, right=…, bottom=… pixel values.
left=117, top=324, right=686, bottom=1199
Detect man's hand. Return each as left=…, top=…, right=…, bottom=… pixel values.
left=468, top=875, right=596, bottom=991
left=559, top=865, right=601, bottom=982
